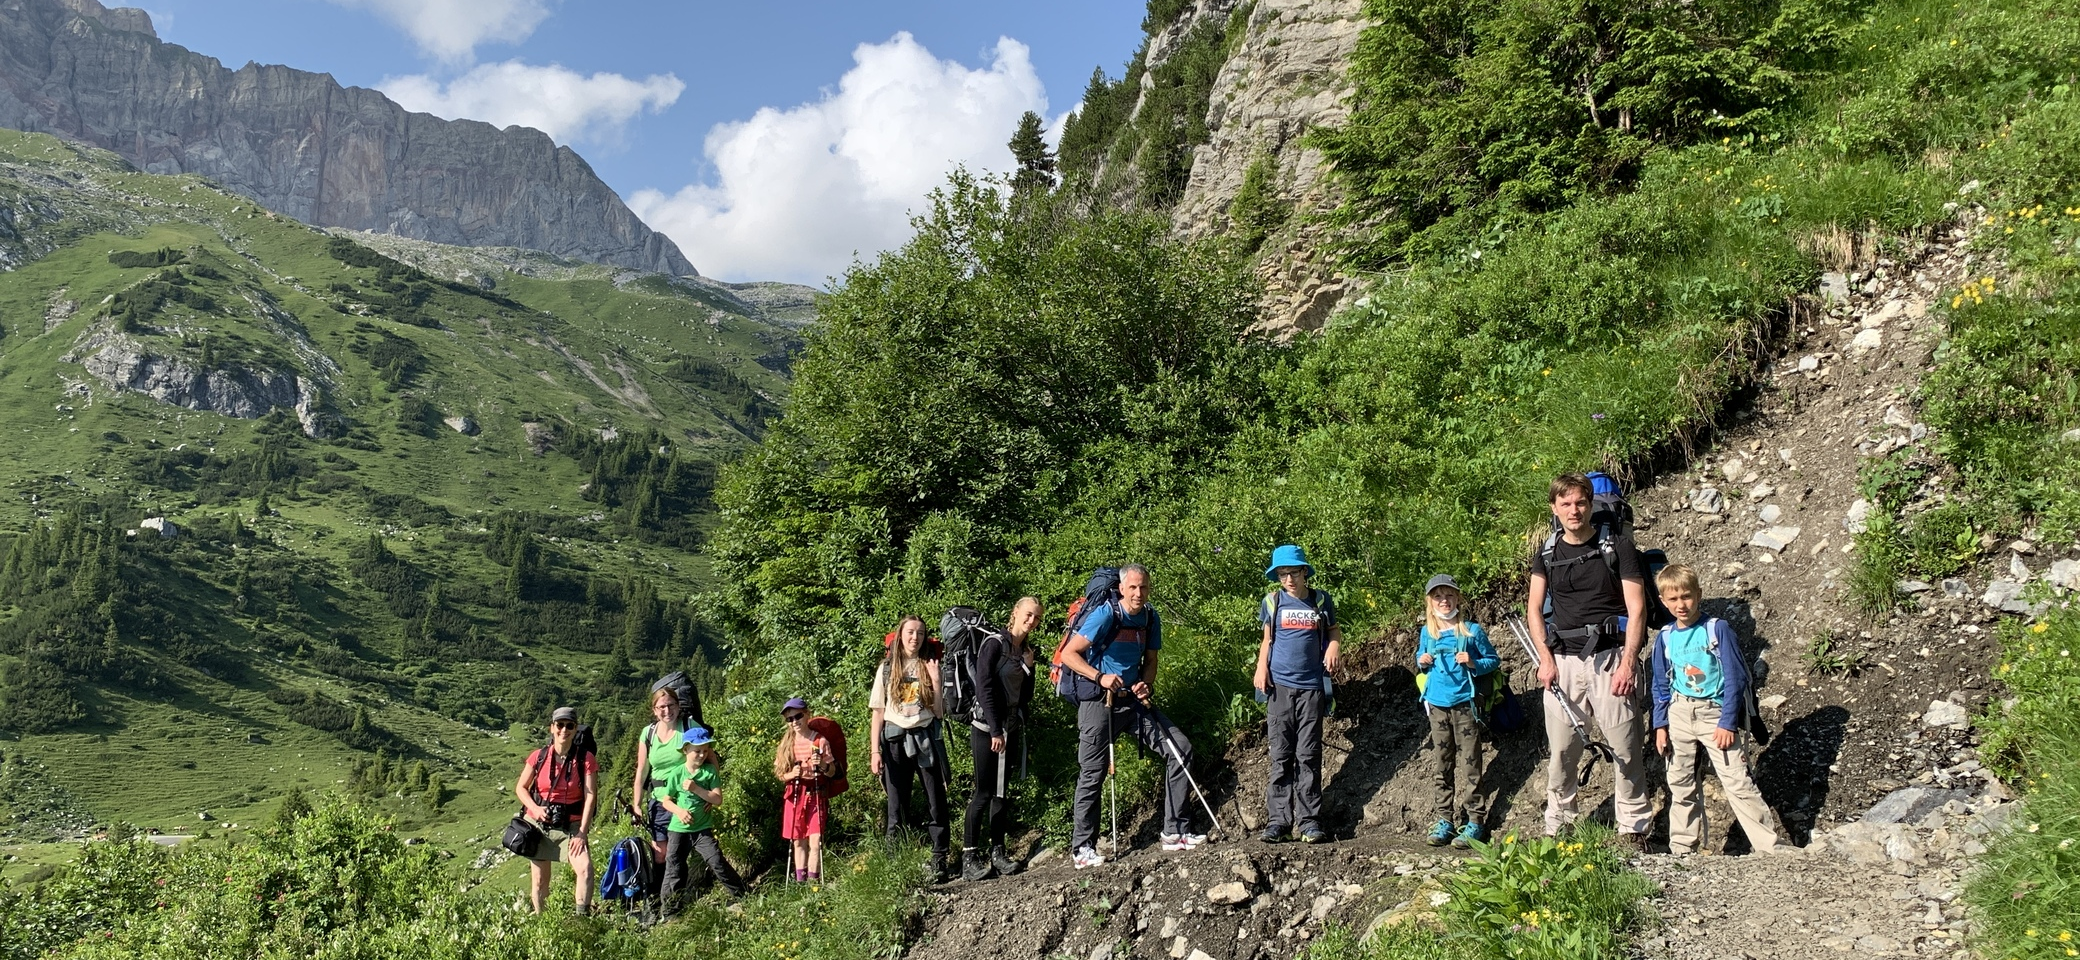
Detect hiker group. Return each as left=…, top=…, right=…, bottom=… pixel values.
left=504, top=470, right=1782, bottom=916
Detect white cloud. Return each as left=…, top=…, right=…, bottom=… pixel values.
left=381, top=61, right=684, bottom=146
left=330, top=0, right=551, bottom=63
left=628, top=33, right=1052, bottom=285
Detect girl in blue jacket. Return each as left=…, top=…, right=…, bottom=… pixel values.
left=1416, top=574, right=1499, bottom=847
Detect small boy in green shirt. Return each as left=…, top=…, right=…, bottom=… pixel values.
left=658, top=727, right=746, bottom=912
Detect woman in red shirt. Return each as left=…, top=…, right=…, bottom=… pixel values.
left=514, top=706, right=598, bottom=914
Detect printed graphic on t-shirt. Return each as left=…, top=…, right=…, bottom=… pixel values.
left=890, top=671, right=925, bottom=718
left=1278, top=608, right=1324, bottom=631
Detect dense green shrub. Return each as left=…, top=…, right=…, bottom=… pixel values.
left=1312, top=0, right=1853, bottom=261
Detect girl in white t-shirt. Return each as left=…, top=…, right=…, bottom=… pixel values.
left=870, top=615, right=951, bottom=882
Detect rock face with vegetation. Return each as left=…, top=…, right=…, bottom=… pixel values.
left=1170, top=0, right=1365, bottom=332
left=0, top=0, right=697, bottom=276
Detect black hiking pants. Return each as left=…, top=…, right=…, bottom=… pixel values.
left=881, top=723, right=951, bottom=858
left=660, top=827, right=744, bottom=911
left=963, top=724, right=1021, bottom=850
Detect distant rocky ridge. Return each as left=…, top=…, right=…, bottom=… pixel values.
left=0, top=0, right=697, bottom=277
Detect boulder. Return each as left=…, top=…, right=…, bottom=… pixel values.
left=138, top=516, right=177, bottom=538
left=1207, top=882, right=1251, bottom=905
left=1920, top=701, right=1969, bottom=730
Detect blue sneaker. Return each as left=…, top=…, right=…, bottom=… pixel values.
left=1452, top=822, right=1486, bottom=849
left=1426, top=820, right=1454, bottom=847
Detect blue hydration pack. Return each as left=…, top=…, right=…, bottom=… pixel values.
left=597, top=836, right=653, bottom=907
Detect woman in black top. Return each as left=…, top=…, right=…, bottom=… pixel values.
left=962, top=596, right=1041, bottom=881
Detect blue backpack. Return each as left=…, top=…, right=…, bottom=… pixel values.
left=1050, top=567, right=1125, bottom=701
left=596, top=836, right=653, bottom=908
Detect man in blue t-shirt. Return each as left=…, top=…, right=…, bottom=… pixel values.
left=1056, top=564, right=1201, bottom=867
left=1252, top=544, right=1342, bottom=844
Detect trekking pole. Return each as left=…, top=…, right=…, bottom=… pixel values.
left=1124, top=690, right=1226, bottom=840
left=1106, top=690, right=1119, bottom=857
left=1506, top=617, right=1616, bottom=783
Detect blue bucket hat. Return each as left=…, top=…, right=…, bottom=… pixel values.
left=1265, top=544, right=1312, bottom=580
left=680, top=726, right=714, bottom=748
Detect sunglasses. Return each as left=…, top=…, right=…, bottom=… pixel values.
left=552, top=720, right=576, bottom=729
left=783, top=712, right=805, bottom=722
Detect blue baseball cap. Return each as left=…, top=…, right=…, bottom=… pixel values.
left=680, top=726, right=713, bottom=747
left=1265, top=544, right=1312, bottom=580
left=781, top=697, right=807, bottom=714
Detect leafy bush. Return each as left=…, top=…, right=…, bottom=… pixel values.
left=1300, top=826, right=1656, bottom=960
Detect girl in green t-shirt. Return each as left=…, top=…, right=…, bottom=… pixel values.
left=657, top=727, right=746, bottom=911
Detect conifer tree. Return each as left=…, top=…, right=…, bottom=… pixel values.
left=1009, top=110, right=1058, bottom=194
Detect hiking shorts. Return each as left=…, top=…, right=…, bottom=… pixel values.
left=525, top=821, right=588, bottom=863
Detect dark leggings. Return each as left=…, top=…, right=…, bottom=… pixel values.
left=882, top=725, right=950, bottom=857
left=964, top=725, right=1019, bottom=850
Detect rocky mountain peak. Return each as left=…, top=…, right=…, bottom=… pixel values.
left=0, top=0, right=696, bottom=277
left=54, top=0, right=154, bottom=36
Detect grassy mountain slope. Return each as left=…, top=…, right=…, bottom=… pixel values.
left=0, top=128, right=807, bottom=863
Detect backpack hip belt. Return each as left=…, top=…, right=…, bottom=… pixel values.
left=1551, top=616, right=1624, bottom=649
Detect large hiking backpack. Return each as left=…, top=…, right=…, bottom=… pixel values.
left=597, top=835, right=654, bottom=909
left=938, top=606, right=1001, bottom=724
left=804, top=716, right=850, bottom=797
left=651, top=670, right=705, bottom=728
left=524, top=725, right=598, bottom=798
left=1049, top=567, right=1123, bottom=700
left=1541, top=471, right=1675, bottom=630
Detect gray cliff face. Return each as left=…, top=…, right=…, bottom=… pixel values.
left=1173, top=0, right=1365, bottom=333
left=81, top=337, right=338, bottom=438
left=0, top=0, right=697, bottom=277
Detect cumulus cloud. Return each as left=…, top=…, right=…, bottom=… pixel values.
left=330, top=0, right=551, bottom=63
left=382, top=61, right=684, bottom=146
left=628, top=33, right=1052, bottom=285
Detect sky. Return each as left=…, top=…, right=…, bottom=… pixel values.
left=137, top=0, right=1149, bottom=285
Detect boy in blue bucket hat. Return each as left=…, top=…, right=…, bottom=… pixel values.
left=1252, top=544, right=1342, bottom=843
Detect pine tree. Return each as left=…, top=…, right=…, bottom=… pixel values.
left=1009, top=110, right=1058, bottom=194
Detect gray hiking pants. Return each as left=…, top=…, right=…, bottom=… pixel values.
left=1265, top=684, right=1325, bottom=833
left=1072, top=696, right=1193, bottom=852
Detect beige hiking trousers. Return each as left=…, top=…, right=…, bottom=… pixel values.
left=1665, top=697, right=1781, bottom=855
left=1544, top=646, right=1651, bottom=836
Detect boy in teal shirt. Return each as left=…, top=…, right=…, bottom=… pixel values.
left=658, top=727, right=746, bottom=911
left=1650, top=564, right=1781, bottom=855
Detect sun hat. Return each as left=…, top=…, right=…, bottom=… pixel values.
left=781, top=697, right=808, bottom=714
left=1264, top=544, right=1312, bottom=580
left=1424, top=574, right=1460, bottom=596
left=680, top=726, right=714, bottom=747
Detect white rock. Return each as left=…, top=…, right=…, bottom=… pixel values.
left=1311, top=894, right=1339, bottom=921
left=1088, top=940, right=1118, bottom=960
left=1851, top=328, right=1884, bottom=353
left=2063, top=428, right=2080, bottom=443
left=2009, top=540, right=2036, bottom=555
left=2010, top=554, right=2031, bottom=582
left=1922, top=700, right=1969, bottom=729
left=138, top=517, right=178, bottom=538
left=1844, top=499, right=1872, bottom=533
left=1897, top=580, right=1933, bottom=595
left=1689, top=487, right=1726, bottom=515
left=1797, top=354, right=1822, bottom=372
left=1982, top=579, right=2030, bottom=613
left=1207, top=882, right=1251, bottom=905
left=1720, top=459, right=1746, bottom=482
left=1188, top=951, right=1216, bottom=960
left=1941, top=579, right=1971, bottom=599
left=1750, top=526, right=1802, bottom=553
left=2047, top=559, right=2080, bottom=592
left=1819, top=274, right=1850, bottom=303
left=1759, top=504, right=1783, bottom=524
left=1759, top=694, right=1787, bottom=711
left=1749, top=482, right=1776, bottom=499
left=1883, top=405, right=1913, bottom=428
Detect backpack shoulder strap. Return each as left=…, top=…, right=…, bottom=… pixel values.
left=524, top=746, right=551, bottom=801
left=1596, top=524, right=1618, bottom=572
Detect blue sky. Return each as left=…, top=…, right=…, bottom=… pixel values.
left=139, top=0, right=1149, bottom=283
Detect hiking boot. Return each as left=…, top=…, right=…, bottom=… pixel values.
left=927, top=852, right=952, bottom=884
left=1072, top=846, right=1105, bottom=870
left=1426, top=820, right=1455, bottom=846
left=960, top=848, right=995, bottom=882
left=1452, top=823, right=1486, bottom=849
left=1299, top=827, right=1329, bottom=845
left=1160, top=832, right=1206, bottom=852
left=990, top=845, right=1022, bottom=877
left=1258, top=826, right=1291, bottom=844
